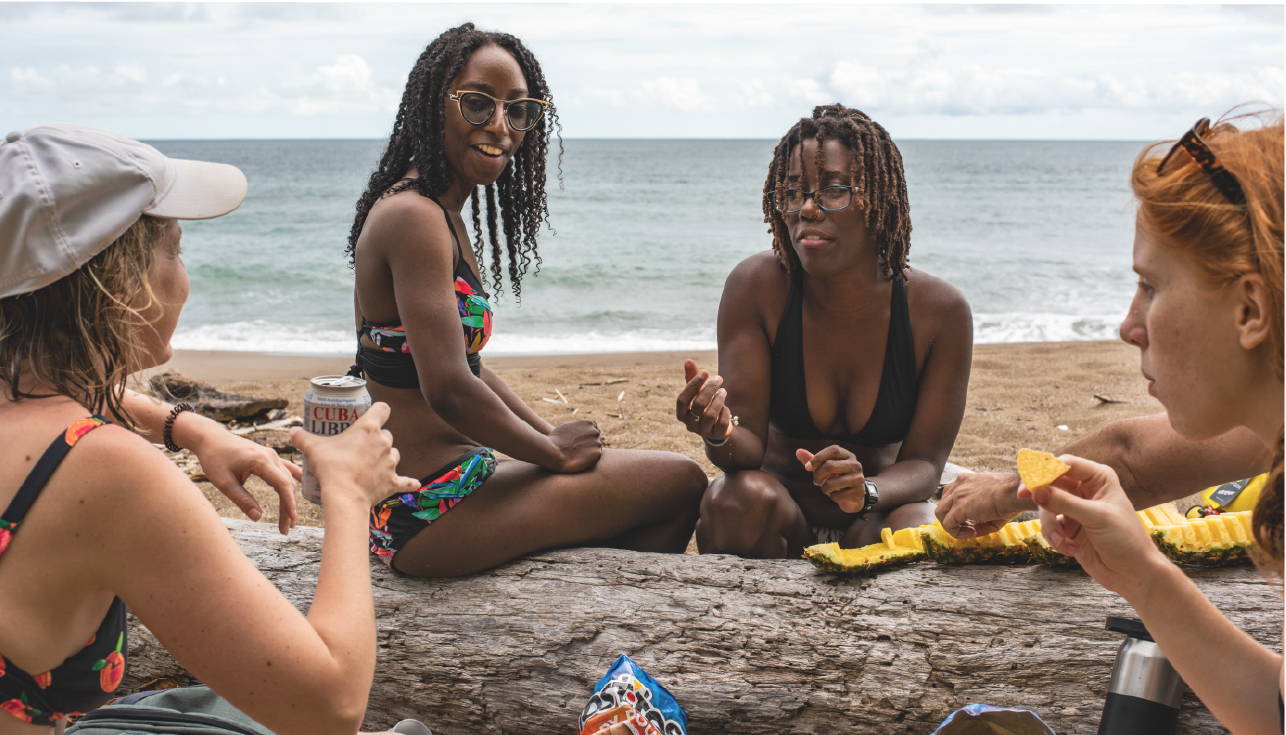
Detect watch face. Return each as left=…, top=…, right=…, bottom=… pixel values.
left=863, top=480, right=879, bottom=508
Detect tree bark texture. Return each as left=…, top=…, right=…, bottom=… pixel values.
left=126, top=519, right=1282, bottom=735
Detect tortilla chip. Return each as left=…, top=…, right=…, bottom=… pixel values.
left=1016, top=448, right=1071, bottom=489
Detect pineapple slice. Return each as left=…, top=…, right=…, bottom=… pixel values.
left=1151, top=511, right=1254, bottom=566
left=921, top=520, right=1040, bottom=564
left=802, top=503, right=1254, bottom=575
left=803, top=523, right=935, bottom=574
left=803, top=541, right=924, bottom=575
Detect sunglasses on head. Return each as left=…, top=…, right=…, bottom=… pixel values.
left=1156, top=117, right=1247, bottom=205
left=448, top=90, right=550, bottom=132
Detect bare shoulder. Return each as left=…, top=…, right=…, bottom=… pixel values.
left=724, top=251, right=789, bottom=299
left=359, top=190, right=454, bottom=260
left=903, top=268, right=971, bottom=323
left=720, top=251, right=790, bottom=329
left=60, top=424, right=208, bottom=532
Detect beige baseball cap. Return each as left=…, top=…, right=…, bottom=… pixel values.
left=0, top=124, right=247, bottom=299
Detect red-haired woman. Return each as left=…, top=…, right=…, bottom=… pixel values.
left=1027, top=113, right=1283, bottom=734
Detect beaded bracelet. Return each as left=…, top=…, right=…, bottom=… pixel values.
left=163, top=401, right=194, bottom=452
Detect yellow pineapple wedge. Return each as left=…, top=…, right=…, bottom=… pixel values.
left=802, top=525, right=927, bottom=575
left=802, top=501, right=1253, bottom=575
left=1151, top=510, right=1254, bottom=566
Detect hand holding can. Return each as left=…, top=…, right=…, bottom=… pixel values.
left=300, top=375, right=373, bottom=504
left=292, top=400, right=418, bottom=508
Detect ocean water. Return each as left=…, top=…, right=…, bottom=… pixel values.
left=150, top=138, right=1143, bottom=356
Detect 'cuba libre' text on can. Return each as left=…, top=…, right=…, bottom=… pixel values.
left=301, top=375, right=372, bottom=504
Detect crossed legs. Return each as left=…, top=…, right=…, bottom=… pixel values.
left=391, top=448, right=706, bottom=577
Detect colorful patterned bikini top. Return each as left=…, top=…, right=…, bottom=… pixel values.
left=356, top=194, right=494, bottom=388
left=0, top=417, right=127, bottom=725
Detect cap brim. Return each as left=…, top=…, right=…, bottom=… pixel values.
left=145, top=158, right=247, bottom=220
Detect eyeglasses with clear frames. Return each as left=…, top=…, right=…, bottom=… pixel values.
left=448, top=90, right=550, bottom=132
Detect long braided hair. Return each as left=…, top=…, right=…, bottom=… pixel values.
left=346, top=23, right=561, bottom=299
left=761, top=104, right=912, bottom=280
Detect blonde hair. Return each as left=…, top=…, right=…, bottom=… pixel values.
left=1130, top=109, right=1284, bottom=568
left=0, top=215, right=170, bottom=430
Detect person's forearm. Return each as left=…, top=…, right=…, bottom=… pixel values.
left=869, top=458, right=939, bottom=508
left=702, top=427, right=765, bottom=472
left=116, top=388, right=224, bottom=451
left=426, top=375, right=560, bottom=468
left=1127, top=558, right=1283, bottom=735
left=479, top=367, right=554, bottom=434
left=1059, top=415, right=1266, bottom=509
left=303, top=493, right=378, bottom=730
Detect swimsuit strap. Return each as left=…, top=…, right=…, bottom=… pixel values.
left=424, top=195, right=469, bottom=272
left=1, top=417, right=110, bottom=554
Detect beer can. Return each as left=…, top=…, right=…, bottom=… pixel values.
left=301, top=374, right=372, bottom=505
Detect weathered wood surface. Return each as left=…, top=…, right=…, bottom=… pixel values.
left=129, top=519, right=1281, bottom=735
left=149, top=371, right=287, bottom=422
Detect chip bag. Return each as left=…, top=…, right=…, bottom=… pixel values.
left=578, top=655, right=688, bottom=735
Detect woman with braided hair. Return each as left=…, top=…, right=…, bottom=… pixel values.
left=349, top=23, right=705, bottom=577
left=677, top=104, right=973, bottom=557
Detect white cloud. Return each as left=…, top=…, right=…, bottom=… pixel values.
left=828, top=62, right=887, bottom=108
left=787, top=79, right=830, bottom=106
left=10, top=66, right=50, bottom=88
left=278, top=54, right=399, bottom=117
left=738, top=78, right=774, bottom=109
left=638, top=77, right=708, bottom=112
left=112, top=64, right=146, bottom=85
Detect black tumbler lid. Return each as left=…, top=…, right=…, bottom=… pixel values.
left=1106, top=615, right=1154, bottom=641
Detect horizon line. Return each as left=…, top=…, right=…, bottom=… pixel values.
left=144, top=136, right=1154, bottom=143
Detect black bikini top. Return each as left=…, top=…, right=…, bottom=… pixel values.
left=768, top=270, right=919, bottom=446
left=0, top=417, right=127, bottom=725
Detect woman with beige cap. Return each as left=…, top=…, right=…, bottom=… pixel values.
left=0, top=125, right=424, bottom=734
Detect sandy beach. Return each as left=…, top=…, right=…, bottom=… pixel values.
left=149, top=340, right=1160, bottom=530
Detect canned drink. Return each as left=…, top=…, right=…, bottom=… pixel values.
left=301, top=374, right=372, bottom=505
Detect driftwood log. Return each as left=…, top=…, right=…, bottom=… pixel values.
left=126, top=519, right=1282, bottom=735
left=149, top=371, right=287, bottom=422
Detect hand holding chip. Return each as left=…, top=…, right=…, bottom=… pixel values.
left=1022, top=454, right=1171, bottom=603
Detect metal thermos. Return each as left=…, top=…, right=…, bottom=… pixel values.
left=1097, top=616, right=1185, bottom=735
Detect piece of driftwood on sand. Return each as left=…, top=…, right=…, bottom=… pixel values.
left=125, top=519, right=1281, bottom=735
left=149, top=371, right=288, bottom=422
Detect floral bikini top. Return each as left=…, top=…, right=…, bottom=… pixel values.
left=0, top=417, right=127, bottom=725
left=355, top=194, right=494, bottom=389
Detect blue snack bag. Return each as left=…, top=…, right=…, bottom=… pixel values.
left=932, top=704, right=1057, bottom=734
left=578, top=654, right=688, bottom=735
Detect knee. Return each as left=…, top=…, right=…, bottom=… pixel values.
left=655, top=452, right=710, bottom=505
left=702, top=471, right=781, bottom=521
left=883, top=501, right=937, bottom=531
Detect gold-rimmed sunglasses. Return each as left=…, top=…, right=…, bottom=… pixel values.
left=448, top=90, right=550, bottom=132
left=1156, top=117, right=1247, bottom=205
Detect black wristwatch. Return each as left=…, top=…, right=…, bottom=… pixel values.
left=858, top=479, right=879, bottom=516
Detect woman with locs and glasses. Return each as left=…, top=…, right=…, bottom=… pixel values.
left=676, top=104, right=973, bottom=557
left=1019, top=112, right=1284, bottom=734
left=347, top=23, right=705, bottom=577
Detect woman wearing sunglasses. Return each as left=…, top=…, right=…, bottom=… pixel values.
left=347, top=23, right=705, bottom=577
left=1026, top=113, right=1283, bottom=734
left=677, top=104, right=973, bottom=557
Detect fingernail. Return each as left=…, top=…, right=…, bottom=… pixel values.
left=250, top=509, right=262, bottom=520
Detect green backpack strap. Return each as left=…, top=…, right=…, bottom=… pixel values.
left=66, top=686, right=273, bottom=735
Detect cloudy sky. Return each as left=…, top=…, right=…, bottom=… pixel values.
left=3, top=3, right=1282, bottom=140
